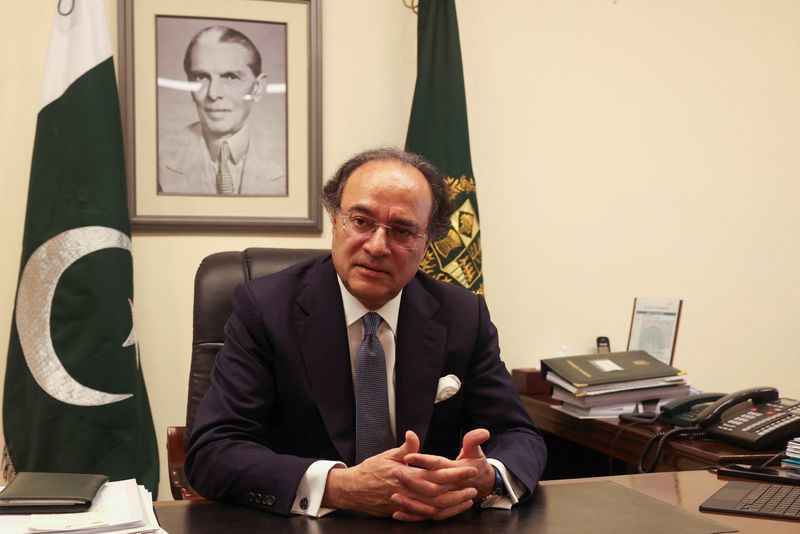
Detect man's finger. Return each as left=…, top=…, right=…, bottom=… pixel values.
left=402, top=452, right=458, bottom=470
left=386, top=430, right=420, bottom=460
left=391, top=494, right=475, bottom=522
left=394, top=465, right=478, bottom=496
left=391, top=485, right=477, bottom=509
left=401, top=430, right=420, bottom=453
left=390, top=490, right=476, bottom=516
left=456, top=428, right=490, bottom=460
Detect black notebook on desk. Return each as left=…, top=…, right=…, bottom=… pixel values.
left=0, top=472, right=108, bottom=514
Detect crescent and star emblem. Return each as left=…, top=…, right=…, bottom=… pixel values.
left=15, top=226, right=137, bottom=407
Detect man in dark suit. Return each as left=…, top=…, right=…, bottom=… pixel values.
left=185, top=148, right=547, bottom=520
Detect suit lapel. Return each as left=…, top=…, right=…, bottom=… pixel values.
left=395, top=274, right=446, bottom=448
left=162, top=123, right=216, bottom=193
left=294, top=259, right=356, bottom=464
left=240, top=127, right=286, bottom=195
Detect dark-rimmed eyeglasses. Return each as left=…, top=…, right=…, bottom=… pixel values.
left=340, top=212, right=427, bottom=250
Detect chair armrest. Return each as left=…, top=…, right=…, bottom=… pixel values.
left=167, top=426, right=203, bottom=500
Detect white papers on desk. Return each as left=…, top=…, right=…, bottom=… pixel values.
left=551, top=404, right=629, bottom=419
left=0, top=479, right=166, bottom=534
left=553, top=397, right=678, bottom=419
left=546, top=369, right=687, bottom=396
left=556, top=402, right=638, bottom=418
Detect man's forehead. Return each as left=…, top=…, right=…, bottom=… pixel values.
left=191, top=36, right=252, bottom=67
left=345, top=160, right=426, bottom=190
left=341, top=160, right=433, bottom=220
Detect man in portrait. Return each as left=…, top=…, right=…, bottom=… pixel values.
left=158, top=25, right=286, bottom=196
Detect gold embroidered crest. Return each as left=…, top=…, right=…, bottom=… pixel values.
left=420, top=175, right=484, bottom=294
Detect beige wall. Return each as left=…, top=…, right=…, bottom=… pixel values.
left=2, top=0, right=799, bottom=500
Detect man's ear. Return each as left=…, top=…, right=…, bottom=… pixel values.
left=250, top=73, right=268, bottom=102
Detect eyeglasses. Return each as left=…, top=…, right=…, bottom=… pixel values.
left=341, top=212, right=427, bottom=250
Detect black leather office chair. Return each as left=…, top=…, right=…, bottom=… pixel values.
left=167, top=247, right=327, bottom=500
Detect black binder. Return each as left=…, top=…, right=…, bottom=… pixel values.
left=0, top=472, right=108, bottom=514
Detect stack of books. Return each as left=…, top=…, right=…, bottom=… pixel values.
left=540, top=350, right=690, bottom=418
left=782, top=437, right=800, bottom=479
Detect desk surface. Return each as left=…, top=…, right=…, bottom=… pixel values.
left=522, top=394, right=779, bottom=471
left=153, top=470, right=797, bottom=533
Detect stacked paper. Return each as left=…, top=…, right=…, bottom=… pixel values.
left=0, top=479, right=165, bottom=534
left=541, top=350, right=690, bottom=419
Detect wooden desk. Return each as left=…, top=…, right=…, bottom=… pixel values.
left=522, top=394, right=780, bottom=472
left=547, top=470, right=798, bottom=533
left=153, top=470, right=797, bottom=533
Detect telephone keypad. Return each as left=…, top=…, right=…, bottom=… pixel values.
left=708, top=398, right=800, bottom=449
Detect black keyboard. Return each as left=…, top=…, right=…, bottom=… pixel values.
left=700, top=481, right=800, bottom=520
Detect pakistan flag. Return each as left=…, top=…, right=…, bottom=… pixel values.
left=406, top=0, right=483, bottom=294
left=2, top=0, right=159, bottom=494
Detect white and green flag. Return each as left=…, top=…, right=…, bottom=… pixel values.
left=2, top=0, right=158, bottom=494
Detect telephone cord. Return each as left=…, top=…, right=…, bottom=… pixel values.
left=638, top=426, right=707, bottom=473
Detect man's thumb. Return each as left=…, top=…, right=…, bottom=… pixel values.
left=457, top=428, right=490, bottom=460
left=396, top=430, right=420, bottom=456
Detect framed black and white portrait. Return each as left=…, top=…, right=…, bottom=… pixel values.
left=156, top=17, right=287, bottom=198
left=119, top=0, right=321, bottom=232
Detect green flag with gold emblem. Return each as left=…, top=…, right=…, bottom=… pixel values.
left=405, top=0, right=483, bottom=294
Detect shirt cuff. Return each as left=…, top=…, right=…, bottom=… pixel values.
left=481, top=458, right=523, bottom=510
left=291, top=460, right=346, bottom=517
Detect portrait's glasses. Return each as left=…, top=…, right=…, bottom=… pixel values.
left=341, top=212, right=427, bottom=250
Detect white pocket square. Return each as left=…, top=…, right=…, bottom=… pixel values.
left=434, top=374, right=461, bottom=403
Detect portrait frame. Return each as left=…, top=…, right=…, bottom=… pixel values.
left=118, top=0, right=322, bottom=232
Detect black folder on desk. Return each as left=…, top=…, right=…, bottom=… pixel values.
left=0, top=472, right=108, bottom=514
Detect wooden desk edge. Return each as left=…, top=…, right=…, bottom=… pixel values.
left=155, top=471, right=797, bottom=533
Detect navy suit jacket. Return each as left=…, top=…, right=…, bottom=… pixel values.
left=185, top=255, right=547, bottom=515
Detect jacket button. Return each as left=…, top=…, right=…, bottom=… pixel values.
left=265, top=494, right=276, bottom=506
left=300, top=497, right=309, bottom=510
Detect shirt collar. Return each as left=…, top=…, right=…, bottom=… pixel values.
left=206, top=124, right=251, bottom=164
left=337, top=275, right=401, bottom=334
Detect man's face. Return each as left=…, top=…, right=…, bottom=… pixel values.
left=332, top=160, right=433, bottom=310
left=187, top=36, right=265, bottom=140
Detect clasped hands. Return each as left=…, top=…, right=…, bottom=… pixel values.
left=323, top=429, right=497, bottom=521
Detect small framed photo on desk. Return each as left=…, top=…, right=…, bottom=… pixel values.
left=627, top=297, right=682, bottom=365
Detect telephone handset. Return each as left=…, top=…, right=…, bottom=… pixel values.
left=692, top=386, right=779, bottom=427
left=657, top=392, right=725, bottom=427
left=658, top=386, right=800, bottom=450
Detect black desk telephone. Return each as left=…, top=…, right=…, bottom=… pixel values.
left=656, top=386, right=800, bottom=450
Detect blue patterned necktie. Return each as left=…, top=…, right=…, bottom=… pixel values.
left=355, top=312, right=394, bottom=464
